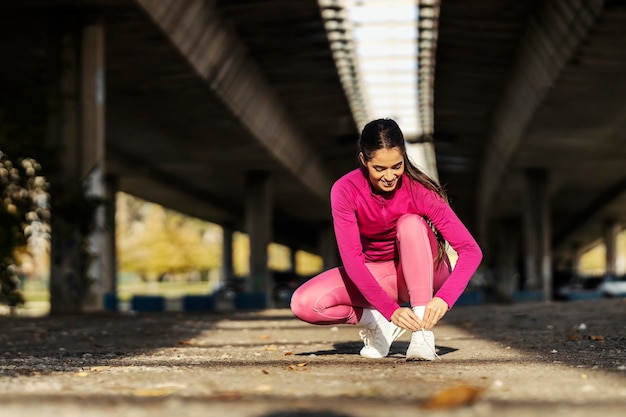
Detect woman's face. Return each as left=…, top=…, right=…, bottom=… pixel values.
left=360, top=147, right=405, bottom=194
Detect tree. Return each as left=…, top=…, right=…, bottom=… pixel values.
left=116, top=193, right=222, bottom=281
left=0, top=152, right=49, bottom=306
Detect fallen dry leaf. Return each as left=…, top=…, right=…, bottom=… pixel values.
left=589, top=335, right=605, bottom=341
left=286, top=363, right=309, bottom=371
left=422, top=384, right=486, bottom=409
left=284, top=351, right=294, bottom=356
left=262, top=369, right=269, bottom=375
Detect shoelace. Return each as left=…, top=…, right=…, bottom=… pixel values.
left=420, top=328, right=442, bottom=360
left=359, top=328, right=376, bottom=347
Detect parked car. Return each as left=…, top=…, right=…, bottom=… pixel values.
left=598, top=274, right=626, bottom=297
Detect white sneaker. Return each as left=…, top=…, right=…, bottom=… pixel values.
left=359, top=313, right=406, bottom=358
left=406, top=329, right=439, bottom=361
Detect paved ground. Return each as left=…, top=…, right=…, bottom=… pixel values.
left=0, top=298, right=625, bottom=417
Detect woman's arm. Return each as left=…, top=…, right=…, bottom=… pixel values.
left=331, top=182, right=400, bottom=320
left=418, top=188, right=483, bottom=308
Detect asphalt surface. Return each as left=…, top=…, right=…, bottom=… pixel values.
left=0, top=298, right=625, bottom=417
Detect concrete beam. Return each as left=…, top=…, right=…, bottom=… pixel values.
left=135, top=0, right=334, bottom=201
left=477, top=0, right=605, bottom=239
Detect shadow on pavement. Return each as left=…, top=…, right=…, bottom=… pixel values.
left=258, top=411, right=354, bottom=417
left=295, top=341, right=458, bottom=358
left=0, top=312, right=226, bottom=376
left=442, top=298, right=626, bottom=376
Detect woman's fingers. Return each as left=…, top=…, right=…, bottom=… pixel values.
left=393, top=299, right=449, bottom=331
left=422, top=297, right=449, bottom=330
left=391, top=307, right=421, bottom=331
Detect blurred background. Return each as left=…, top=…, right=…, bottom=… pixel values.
left=1, top=0, right=625, bottom=316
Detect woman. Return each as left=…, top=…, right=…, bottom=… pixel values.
left=290, top=118, right=482, bottom=360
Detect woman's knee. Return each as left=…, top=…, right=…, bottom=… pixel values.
left=397, top=214, right=430, bottom=237
left=289, top=285, right=309, bottom=319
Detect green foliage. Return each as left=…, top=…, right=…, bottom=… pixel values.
left=0, top=152, right=49, bottom=306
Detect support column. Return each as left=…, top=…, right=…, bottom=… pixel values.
left=522, top=169, right=552, bottom=300
left=289, top=246, right=298, bottom=276
left=554, top=243, right=581, bottom=290
left=81, top=19, right=107, bottom=312
left=604, top=219, right=620, bottom=278
left=49, top=18, right=107, bottom=314
left=245, top=171, right=273, bottom=305
left=103, top=175, right=118, bottom=310
left=319, top=224, right=339, bottom=269
left=221, top=224, right=234, bottom=283
left=492, top=217, right=521, bottom=301
left=571, top=244, right=582, bottom=279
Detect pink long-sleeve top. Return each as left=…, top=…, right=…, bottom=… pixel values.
left=331, top=168, right=483, bottom=321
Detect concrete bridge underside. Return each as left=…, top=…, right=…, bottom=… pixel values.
left=433, top=0, right=626, bottom=292
left=1, top=0, right=358, bottom=250
left=109, top=0, right=360, bottom=251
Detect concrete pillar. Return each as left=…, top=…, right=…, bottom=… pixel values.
left=604, top=219, right=620, bottom=278
left=81, top=19, right=107, bottom=312
left=522, top=169, right=552, bottom=300
left=245, top=171, right=273, bottom=303
left=221, top=224, right=234, bottom=283
left=571, top=244, right=582, bottom=279
left=103, top=176, right=118, bottom=309
left=49, top=19, right=107, bottom=314
left=555, top=243, right=581, bottom=285
left=522, top=172, right=539, bottom=291
left=319, top=224, right=339, bottom=269
left=289, top=246, right=297, bottom=275
left=492, top=217, right=521, bottom=301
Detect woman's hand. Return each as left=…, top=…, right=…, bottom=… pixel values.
left=391, top=307, right=422, bottom=331
left=391, top=297, right=449, bottom=331
left=421, top=297, right=449, bottom=330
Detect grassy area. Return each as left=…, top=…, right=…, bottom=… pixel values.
left=116, top=280, right=215, bottom=302
left=22, top=281, right=217, bottom=302
left=16, top=278, right=218, bottom=316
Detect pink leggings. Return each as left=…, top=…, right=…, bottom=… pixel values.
left=290, top=214, right=451, bottom=325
